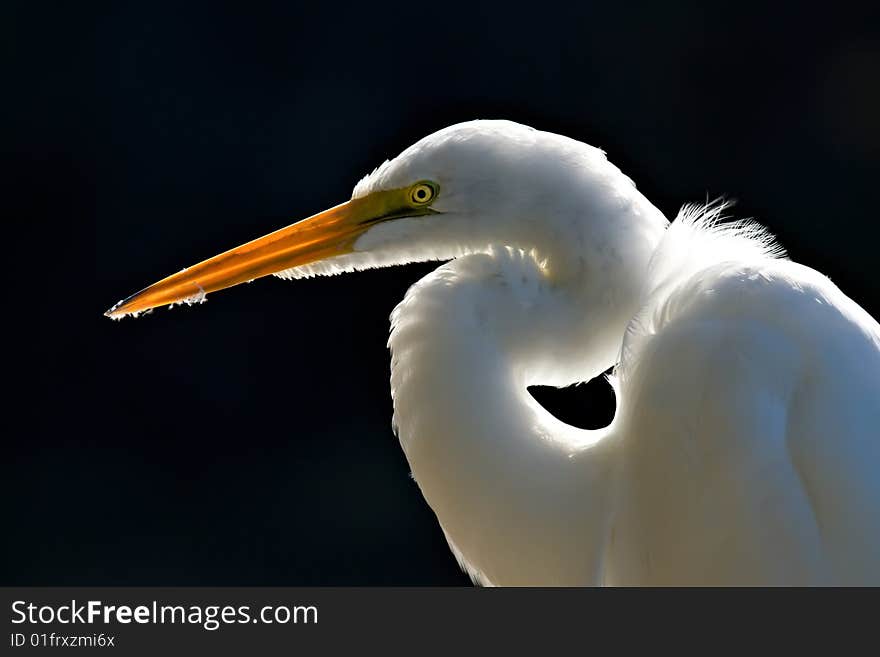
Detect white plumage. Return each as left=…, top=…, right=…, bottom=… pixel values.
left=109, top=120, right=880, bottom=585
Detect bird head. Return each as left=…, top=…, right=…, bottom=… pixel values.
left=105, top=120, right=664, bottom=318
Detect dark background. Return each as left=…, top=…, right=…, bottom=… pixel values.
left=3, top=1, right=878, bottom=585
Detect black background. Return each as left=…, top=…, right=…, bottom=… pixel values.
left=4, top=1, right=878, bottom=585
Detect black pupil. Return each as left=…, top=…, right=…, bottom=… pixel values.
left=416, top=189, right=426, bottom=199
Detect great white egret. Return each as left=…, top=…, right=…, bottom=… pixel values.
left=106, top=120, right=880, bottom=585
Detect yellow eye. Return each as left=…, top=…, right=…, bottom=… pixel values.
left=409, top=182, right=437, bottom=205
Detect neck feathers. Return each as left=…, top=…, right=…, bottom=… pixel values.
left=621, top=200, right=786, bottom=382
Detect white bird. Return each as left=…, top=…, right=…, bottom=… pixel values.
left=107, top=120, right=880, bottom=585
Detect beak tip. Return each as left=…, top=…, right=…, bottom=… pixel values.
left=104, top=298, right=130, bottom=320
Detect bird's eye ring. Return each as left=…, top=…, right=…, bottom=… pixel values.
left=410, top=182, right=437, bottom=205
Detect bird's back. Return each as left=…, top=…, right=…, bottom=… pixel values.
left=607, top=216, right=880, bottom=585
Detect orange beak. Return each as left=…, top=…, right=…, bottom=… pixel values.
left=105, top=187, right=435, bottom=319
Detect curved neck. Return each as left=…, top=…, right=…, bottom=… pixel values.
left=386, top=166, right=668, bottom=583
left=389, top=250, right=627, bottom=585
